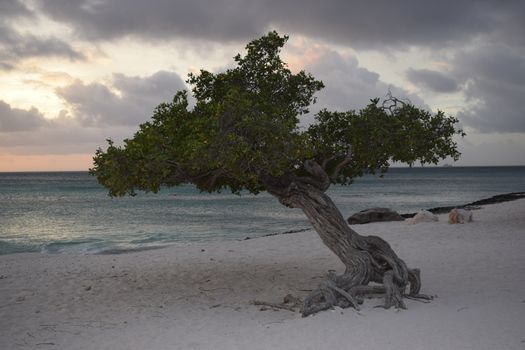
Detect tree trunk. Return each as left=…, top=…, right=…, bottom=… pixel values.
left=264, top=178, right=427, bottom=316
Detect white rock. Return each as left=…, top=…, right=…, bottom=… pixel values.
left=406, top=210, right=439, bottom=224
left=448, top=208, right=473, bottom=224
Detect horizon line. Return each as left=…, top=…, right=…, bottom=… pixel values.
left=2, top=164, right=525, bottom=173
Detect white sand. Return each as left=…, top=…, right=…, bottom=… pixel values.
left=1, top=199, right=525, bottom=350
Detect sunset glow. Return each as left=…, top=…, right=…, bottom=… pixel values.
left=1, top=0, right=524, bottom=170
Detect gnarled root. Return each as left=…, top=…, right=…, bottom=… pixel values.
left=301, top=272, right=362, bottom=317
left=381, top=270, right=406, bottom=309
left=301, top=268, right=423, bottom=316
left=301, top=236, right=430, bottom=317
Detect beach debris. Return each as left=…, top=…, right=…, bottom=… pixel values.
left=347, top=208, right=404, bottom=225
left=448, top=208, right=473, bottom=224
left=251, top=300, right=297, bottom=312
left=243, top=228, right=311, bottom=241
left=14, top=289, right=34, bottom=302
left=251, top=294, right=303, bottom=312
left=283, top=293, right=302, bottom=307
left=405, top=210, right=438, bottom=224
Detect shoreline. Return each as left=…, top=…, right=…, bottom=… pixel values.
left=1, top=198, right=524, bottom=349
left=250, top=190, right=525, bottom=239
left=1, top=191, right=524, bottom=255
left=400, top=191, right=525, bottom=218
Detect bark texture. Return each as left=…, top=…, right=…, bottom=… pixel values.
left=262, top=165, right=430, bottom=316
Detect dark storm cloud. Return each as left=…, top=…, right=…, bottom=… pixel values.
left=0, top=0, right=32, bottom=19
left=0, top=100, right=48, bottom=132
left=272, top=0, right=502, bottom=49
left=5, top=0, right=524, bottom=140
left=0, top=1, right=84, bottom=63
left=455, top=44, right=525, bottom=133
left=0, top=25, right=84, bottom=61
left=406, top=69, right=459, bottom=93
left=36, top=0, right=266, bottom=42
left=29, top=0, right=525, bottom=136
left=57, top=71, right=187, bottom=126
left=35, top=0, right=525, bottom=49
left=456, top=44, right=525, bottom=89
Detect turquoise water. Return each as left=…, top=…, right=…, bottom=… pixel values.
left=1, top=167, right=524, bottom=254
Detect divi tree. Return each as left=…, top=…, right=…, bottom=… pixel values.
left=91, top=32, right=464, bottom=316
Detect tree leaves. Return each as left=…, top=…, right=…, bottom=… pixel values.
left=91, top=31, right=464, bottom=197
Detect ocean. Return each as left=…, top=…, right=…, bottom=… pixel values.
left=1, top=166, right=524, bottom=255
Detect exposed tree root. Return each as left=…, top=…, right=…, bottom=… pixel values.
left=251, top=249, right=432, bottom=317
left=301, top=262, right=432, bottom=316
left=301, top=236, right=431, bottom=317
left=382, top=270, right=406, bottom=309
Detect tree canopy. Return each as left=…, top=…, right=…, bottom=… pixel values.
left=90, top=31, right=464, bottom=197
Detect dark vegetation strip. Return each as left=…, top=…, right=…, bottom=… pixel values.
left=400, top=191, right=525, bottom=218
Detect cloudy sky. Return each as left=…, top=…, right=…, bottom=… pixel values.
left=1, top=0, right=524, bottom=171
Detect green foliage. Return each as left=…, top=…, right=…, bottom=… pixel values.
left=308, top=99, right=464, bottom=183
left=90, top=31, right=465, bottom=197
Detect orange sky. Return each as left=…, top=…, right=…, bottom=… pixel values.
left=0, top=153, right=93, bottom=172
left=2, top=1, right=524, bottom=171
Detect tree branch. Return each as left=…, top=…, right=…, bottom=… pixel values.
left=329, top=147, right=353, bottom=183
left=259, top=171, right=293, bottom=198
left=381, top=91, right=410, bottom=115
left=321, top=155, right=337, bottom=169
left=164, top=160, right=190, bottom=183
left=291, top=174, right=327, bottom=191
left=164, top=160, right=236, bottom=190
left=302, top=159, right=330, bottom=191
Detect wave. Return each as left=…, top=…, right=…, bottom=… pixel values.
left=96, top=245, right=168, bottom=255
left=40, top=239, right=106, bottom=254
left=0, top=240, right=41, bottom=254
left=0, top=238, right=109, bottom=255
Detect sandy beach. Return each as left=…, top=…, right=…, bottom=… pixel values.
left=1, top=199, right=524, bottom=350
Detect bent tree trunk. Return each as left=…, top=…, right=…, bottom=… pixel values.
left=263, top=177, right=427, bottom=316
